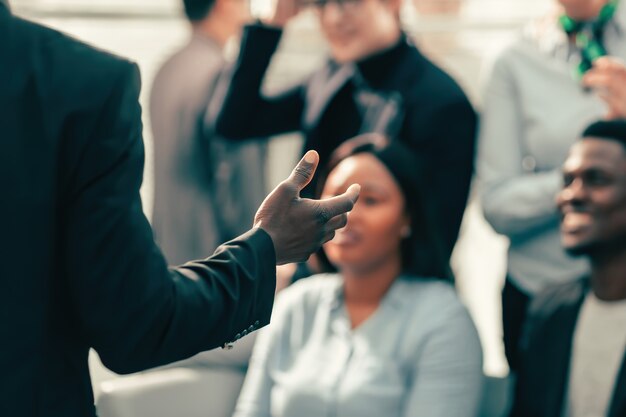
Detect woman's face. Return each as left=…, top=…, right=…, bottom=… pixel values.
left=321, top=153, right=410, bottom=273
left=314, top=0, right=402, bottom=63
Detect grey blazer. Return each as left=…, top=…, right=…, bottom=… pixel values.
left=150, top=33, right=267, bottom=266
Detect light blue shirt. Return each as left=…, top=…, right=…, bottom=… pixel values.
left=234, top=274, right=483, bottom=417
left=477, top=3, right=626, bottom=294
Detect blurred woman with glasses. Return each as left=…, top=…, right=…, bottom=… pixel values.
left=233, top=134, right=484, bottom=417
left=214, top=0, right=477, bottom=264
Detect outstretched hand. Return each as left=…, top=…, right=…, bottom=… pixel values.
left=254, top=151, right=360, bottom=265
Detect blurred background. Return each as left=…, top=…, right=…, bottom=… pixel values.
left=11, top=0, right=554, bottom=399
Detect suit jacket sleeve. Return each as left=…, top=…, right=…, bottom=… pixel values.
left=214, top=24, right=306, bottom=139
left=63, top=61, right=276, bottom=374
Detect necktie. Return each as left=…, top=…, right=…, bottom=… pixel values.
left=559, top=0, right=619, bottom=79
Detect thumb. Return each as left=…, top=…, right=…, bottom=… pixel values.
left=286, top=150, right=319, bottom=192
left=344, top=183, right=361, bottom=206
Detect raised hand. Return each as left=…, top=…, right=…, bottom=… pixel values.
left=261, top=0, right=302, bottom=28
left=254, top=151, right=360, bottom=265
left=583, top=57, right=626, bottom=120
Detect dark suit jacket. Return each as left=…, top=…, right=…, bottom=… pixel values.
left=215, top=24, right=477, bottom=262
left=510, top=279, right=626, bottom=417
left=0, top=9, right=276, bottom=416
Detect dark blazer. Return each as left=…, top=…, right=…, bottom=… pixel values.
left=510, top=279, right=626, bottom=417
left=215, top=24, right=477, bottom=262
left=0, top=9, right=276, bottom=417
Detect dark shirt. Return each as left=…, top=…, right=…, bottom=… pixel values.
left=304, top=38, right=411, bottom=172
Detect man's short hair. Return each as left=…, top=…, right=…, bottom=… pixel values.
left=183, top=0, right=216, bottom=21
left=582, top=119, right=626, bottom=149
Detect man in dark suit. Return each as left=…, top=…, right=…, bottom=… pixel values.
left=0, top=3, right=359, bottom=416
left=510, top=120, right=626, bottom=417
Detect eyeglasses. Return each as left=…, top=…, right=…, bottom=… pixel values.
left=299, top=0, right=364, bottom=13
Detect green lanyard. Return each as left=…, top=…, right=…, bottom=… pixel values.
left=559, top=0, right=619, bottom=79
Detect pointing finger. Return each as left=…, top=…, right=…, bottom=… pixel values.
left=317, top=183, right=361, bottom=222
left=321, top=230, right=336, bottom=245
left=583, top=71, right=612, bottom=89
left=324, top=213, right=348, bottom=233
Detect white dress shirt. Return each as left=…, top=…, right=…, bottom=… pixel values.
left=234, top=274, right=484, bottom=417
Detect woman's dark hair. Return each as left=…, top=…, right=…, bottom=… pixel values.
left=314, top=133, right=453, bottom=282
left=183, top=0, right=216, bottom=21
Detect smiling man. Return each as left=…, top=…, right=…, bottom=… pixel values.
left=509, top=120, right=626, bottom=417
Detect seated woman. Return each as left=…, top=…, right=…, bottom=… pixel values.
left=233, top=134, right=484, bottom=417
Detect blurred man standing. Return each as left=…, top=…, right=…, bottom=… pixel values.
left=150, top=5, right=285, bottom=416
left=151, top=0, right=265, bottom=265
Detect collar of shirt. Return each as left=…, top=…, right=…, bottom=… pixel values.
left=355, top=35, right=410, bottom=89
left=0, top=0, right=10, bottom=11
left=526, top=2, right=626, bottom=60
left=321, top=274, right=411, bottom=313
left=608, top=0, right=626, bottom=35
left=191, top=31, right=222, bottom=52
left=585, top=290, right=626, bottom=311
